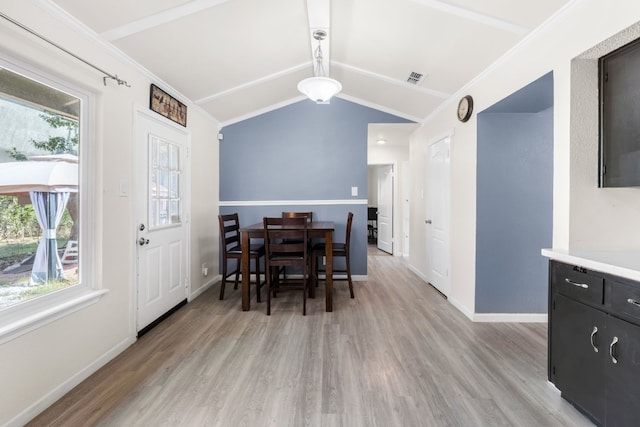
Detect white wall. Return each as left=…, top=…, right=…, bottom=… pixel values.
left=409, top=0, right=640, bottom=317
left=0, top=2, right=220, bottom=425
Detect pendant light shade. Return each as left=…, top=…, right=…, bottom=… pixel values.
left=298, top=30, right=341, bottom=103
left=297, top=76, right=342, bottom=104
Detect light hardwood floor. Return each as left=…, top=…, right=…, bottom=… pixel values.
left=28, top=255, right=592, bottom=427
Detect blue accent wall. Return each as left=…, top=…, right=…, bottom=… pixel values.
left=475, top=109, right=553, bottom=313
left=475, top=73, right=554, bottom=314
left=219, top=98, right=412, bottom=276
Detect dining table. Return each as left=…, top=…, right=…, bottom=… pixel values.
left=239, top=221, right=335, bottom=312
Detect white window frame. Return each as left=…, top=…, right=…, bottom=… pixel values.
left=0, top=53, right=107, bottom=345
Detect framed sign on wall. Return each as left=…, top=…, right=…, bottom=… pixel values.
left=149, top=84, right=187, bottom=127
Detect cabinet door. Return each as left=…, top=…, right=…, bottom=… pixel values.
left=551, top=294, right=605, bottom=424
left=604, top=315, right=640, bottom=427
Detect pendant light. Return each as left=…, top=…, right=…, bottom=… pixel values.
left=297, top=30, right=342, bottom=103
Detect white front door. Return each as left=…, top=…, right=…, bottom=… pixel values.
left=377, top=164, right=393, bottom=254
left=135, top=111, right=189, bottom=332
left=426, top=136, right=450, bottom=296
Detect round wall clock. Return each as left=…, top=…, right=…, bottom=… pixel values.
left=457, top=95, right=473, bottom=122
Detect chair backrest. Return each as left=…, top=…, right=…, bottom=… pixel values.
left=263, top=216, right=308, bottom=266
left=218, top=213, right=240, bottom=253
left=282, top=211, right=313, bottom=223
left=345, top=212, right=354, bottom=251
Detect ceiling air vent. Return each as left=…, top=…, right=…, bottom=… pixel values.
left=407, top=72, right=424, bottom=85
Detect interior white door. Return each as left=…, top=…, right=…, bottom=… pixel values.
left=135, top=111, right=189, bottom=332
left=377, top=164, right=393, bottom=254
left=426, top=136, right=451, bottom=296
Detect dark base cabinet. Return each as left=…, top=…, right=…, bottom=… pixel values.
left=549, top=260, right=640, bottom=427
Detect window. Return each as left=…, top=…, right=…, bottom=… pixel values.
left=149, top=136, right=182, bottom=228
left=0, top=55, right=105, bottom=343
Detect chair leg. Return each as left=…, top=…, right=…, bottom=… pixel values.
left=255, top=255, right=262, bottom=303
left=346, top=253, right=355, bottom=299
left=266, top=266, right=272, bottom=315
left=219, top=259, right=228, bottom=300
left=233, top=259, right=240, bottom=290
left=303, top=268, right=307, bottom=316
left=309, top=253, right=316, bottom=298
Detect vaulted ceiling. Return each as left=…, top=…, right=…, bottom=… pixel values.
left=49, top=0, right=572, bottom=126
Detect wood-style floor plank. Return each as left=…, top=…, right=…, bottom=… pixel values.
left=27, top=254, right=593, bottom=427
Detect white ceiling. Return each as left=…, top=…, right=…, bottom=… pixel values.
left=49, top=0, right=572, bottom=126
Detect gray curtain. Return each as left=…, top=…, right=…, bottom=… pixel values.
left=29, top=191, right=70, bottom=285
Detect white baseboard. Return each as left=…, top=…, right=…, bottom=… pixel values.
left=8, top=336, right=136, bottom=427
left=406, top=265, right=548, bottom=324
left=408, top=264, right=428, bottom=282
left=472, top=313, right=548, bottom=323
left=189, top=275, right=219, bottom=301
left=448, top=297, right=475, bottom=321
left=449, top=297, right=547, bottom=322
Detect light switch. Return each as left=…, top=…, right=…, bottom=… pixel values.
left=351, top=186, right=358, bottom=196
left=119, top=180, right=128, bottom=197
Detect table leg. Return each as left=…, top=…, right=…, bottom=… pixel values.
left=241, top=230, right=250, bottom=311
left=325, top=230, right=333, bottom=312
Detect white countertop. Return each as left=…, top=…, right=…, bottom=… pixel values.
left=541, top=248, right=640, bottom=282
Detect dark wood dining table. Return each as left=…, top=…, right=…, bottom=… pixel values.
left=239, top=221, right=335, bottom=312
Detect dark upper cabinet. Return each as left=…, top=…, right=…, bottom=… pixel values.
left=599, top=37, right=640, bottom=187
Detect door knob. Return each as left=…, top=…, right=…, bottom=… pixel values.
left=425, top=220, right=432, bottom=224
left=138, top=237, right=149, bottom=246
left=139, top=224, right=145, bottom=231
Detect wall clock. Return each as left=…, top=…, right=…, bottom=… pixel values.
left=457, top=95, right=473, bottom=123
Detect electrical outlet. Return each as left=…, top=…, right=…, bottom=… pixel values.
left=202, top=263, right=208, bottom=277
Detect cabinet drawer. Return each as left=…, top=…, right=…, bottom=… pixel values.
left=608, top=281, right=640, bottom=325
left=553, top=263, right=604, bottom=306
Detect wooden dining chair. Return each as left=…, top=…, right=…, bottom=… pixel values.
left=282, top=211, right=313, bottom=222
left=312, top=212, right=355, bottom=298
left=263, top=216, right=310, bottom=315
left=280, top=211, right=313, bottom=276
left=218, top=213, right=265, bottom=301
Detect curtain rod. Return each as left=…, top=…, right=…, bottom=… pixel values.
left=0, top=11, right=130, bottom=87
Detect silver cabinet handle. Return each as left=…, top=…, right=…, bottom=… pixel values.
left=627, top=298, right=640, bottom=308
left=565, top=278, right=589, bottom=289
left=590, top=326, right=599, bottom=353
left=610, top=336, right=619, bottom=364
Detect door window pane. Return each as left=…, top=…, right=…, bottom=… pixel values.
left=148, top=137, right=181, bottom=229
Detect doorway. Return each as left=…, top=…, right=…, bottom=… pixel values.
left=134, top=110, right=190, bottom=333
left=367, top=122, right=418, bottom=257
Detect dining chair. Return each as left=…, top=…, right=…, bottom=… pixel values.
left=282, top=211, right=313, bottom=222
left=312, top=212, right=355, bottom=299
left=263, top=216, right=310, bottom=315
left=218, top=213, right=265, bottom=301
left=281, top=211, right=313, bottom=277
